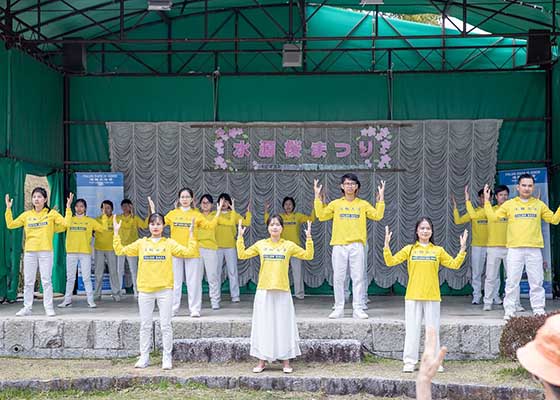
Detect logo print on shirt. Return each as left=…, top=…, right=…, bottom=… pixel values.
left=514, top=213, right=537, bottom=219
left=263, top=254, right=286, bottom=260
left=143, top=255, right=166, bottom=261
left=28, top=221, right=48, bottom=228
left=174, top=222, right=192, bottom=228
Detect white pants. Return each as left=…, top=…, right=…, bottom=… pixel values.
left=200, top=248, right=221, bottom=307
left=172, top=257, right=203, bottom=314
left=138, top=289, right=173, bottom=359
left=290, top=258, right=305, bottom=299
left=117, top=255, right=138, bottom=295
left=93, top=250, right=119, bottom=297
left=22, top=251, right=54, bottom=312
left=403, top=300, right=441, bottom=365
left=217, top=248, right=240, bottom=300
left=484, top=247, right=520, bottom=306
left=332, top=243, right=365, bottom=310
left=65, top=253, right=94, bottom=303
left=505, top=248, right=545, bottom=314
left=471, top=246, right=487, bottom=301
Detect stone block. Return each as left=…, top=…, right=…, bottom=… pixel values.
left=4, top=319, right=34, bottom=353
left=120, top=320, right=140, bottom=350
left=64, top=320, right=93, bottom=349
left=373, top=322, right=405, bottom=352
left=298, top=322, right=341, bottom=340
left=93, top=320, right=121, bottom=349
left=34, top=320, right=63, bottom=349
left=459, top=324, right=490, bottom=354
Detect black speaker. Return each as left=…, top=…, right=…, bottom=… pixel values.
left=63, top=38, right=87, bottom=73
left=526, top=29, right=551, bottom=66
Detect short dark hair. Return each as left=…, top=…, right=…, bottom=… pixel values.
left=282, top=196, right=296, bottom=209
left=75, top=198, right=87, bottom=209
left=121, top=199, right=132, bottom=206
left=477, top=188, right=486, bottom=197
left=266, top=214, right=284, bottom=227
left=101, top=200, right=114, bottom=210
left=518, top=173, right=535, bottom=184
left=340, top=173, right=361, bottom=193
left=218, top=193, right=232, bottom=204
left=148, top=213, right=165, bottom=225
left=494, top=184, right=510, bottom=195
left=200, top=194, right=213, bottom=204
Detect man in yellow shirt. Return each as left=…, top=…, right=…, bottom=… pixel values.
left=314, top=173, right=385, bottom=319
left=93, top=200, right=120, bottom=301
left=484, top=174, right=560, bottom=320
left=116, top=199, right=148, bottom=298
left=452, top=186, right=488, bottom=305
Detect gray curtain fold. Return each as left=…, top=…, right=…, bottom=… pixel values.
left=107, top=120, right=501, bottom=290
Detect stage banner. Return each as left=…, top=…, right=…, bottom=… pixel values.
left=498, top=168, right=553, bottom=299
left=75, top=172, right=124, bottom=295
left=107, top=120, right=501, bottom=290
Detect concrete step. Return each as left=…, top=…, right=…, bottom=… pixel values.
left=172, top=338, right=363, bottom=363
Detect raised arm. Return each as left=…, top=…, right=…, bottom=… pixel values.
left=383, top=226, right=411, bottom=266
left=236, top=219, right=259, bottom=259
left=289, top=221, right=314, bottom=260
left=439, top=230, right=468, bottom=270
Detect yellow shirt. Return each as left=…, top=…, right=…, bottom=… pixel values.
left=65, top=214, right=106, bottom=254
left=164, top=208, right=218, bottom=257
left=484, top=197, right=560, bottom=248
left=384, top=242, right=466, bottom=301
left=216, top=211, right=251, bottom=248
left=113, top=236, right=197, bottom=293
left=453, top=206, right=488, bottom=247
left=237, top=236, right=314, bottom=291
left=116, top=214, right=148, bottom=246
left=5, top=208, right=69, bottom=252
left=314, top=198, right=384, bottom=245
left=264, top=211, right=315, bottom=246
left=198, top=211, right=218, bottom=250
left=94, top=214, right=115, bottom=251
left=467, top=201, right=507, bottom=247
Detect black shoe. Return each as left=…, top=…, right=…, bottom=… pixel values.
left=7, top=299, right=16, bottom=304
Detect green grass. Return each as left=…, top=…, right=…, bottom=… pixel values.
left=495, top=365, right=532, bottom=380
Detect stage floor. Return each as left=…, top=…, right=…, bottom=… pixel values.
left=0, top=294, right=558, bottom=323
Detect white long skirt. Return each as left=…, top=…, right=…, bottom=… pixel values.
left=250, top=289, right=301, bottom=362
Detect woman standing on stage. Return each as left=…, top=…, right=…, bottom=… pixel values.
left=198, top=194, right=225, bottom=310
left=151, top=188, right=221, bottom=317
left=113, top=213, right=197, bottom=370
left=5, top=188, right=69, bottom=317
left=383, top=218, right=467, bottom=373
left=215, top=193, right=251, bottom=303
left=264, top=197, right=314, bottom=299
left=237, top=215, right=313, bottom=374
left=58, top=193, right=106, bottom=309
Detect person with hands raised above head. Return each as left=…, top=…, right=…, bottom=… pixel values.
left=384, top=218, right=467, bottom=373
left=58, top=193, right=106, bottom=309
left=113, top=212, right=197, bottom=370
left=237, top=216, right=313, bottom=374
left=313, top=173, right=385, bottom=320
left=483, top=174, right=560, bottom=320
left=5, top=188, right=69, bottom=317
left=215, top=193, right=251, bottom=303
left=264, top=197, right=315, bottom=300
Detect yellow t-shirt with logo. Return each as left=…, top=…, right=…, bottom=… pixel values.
left=164, top=208, right=218, bottom=257
left=215, top=211, right=251, bottom=249
left=467, top=201, right=507, bottom=247
left=94, top=214, right=115, bottom=251
left=116, top=214, right=149, bottom=246
left=453, top=206, right=488, bottom=247
left=65, top=214, right=106, bottom=254
left=5, top=208, right=69, bottom=252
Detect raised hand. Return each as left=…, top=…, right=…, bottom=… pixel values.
left=483, top=184, right=491, bottom=203
left=464, top=185, right=470, bottom=202
left=5, top=194, right=13, bottom=209
left=231, top=199, right=236, bottom=213
left=264, top=201, right=270, bottom=214
left=304, top=221, right=312, bottom=239
left=237, top=218, right=246, bottom=237
left=147, top=196, right=156, bottom=214
left=417, top=327, right=447, bottom=393
left=313, top=179, right=323, bottom=199
left=450, top=194, right=457, bottom=209
left=66, top=192, right=74, bottom=209
left=377, top=180, right=386, bottom=202
left=384, top=225, right=392, bottom=248
left=459, top=229, right=468, bottom=251
left=113, top=215, right=122, bottom=235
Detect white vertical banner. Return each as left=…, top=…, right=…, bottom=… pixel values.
left=498, top=168, right=553, bottom=299
left=75, top=172, right=124, bottom=295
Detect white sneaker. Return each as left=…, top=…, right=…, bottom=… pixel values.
left=212, top=304, right=220, bottom=310
left=437, top=365, right=444, bottom=373
left=402, top=363, right=415, bottom=373
left=45, top=309, right=56, bottom=317
left=328, top=309, right=344, bottom=319
left=190, top=311, right=201, bottom=318
left=135, top=356, right=150, bottom=368
left=483, top=304, right=492, bottom=311
left=533, top=310, right=546, bottom=317
left=472, top=298, right=481, bottom=305
left=88, top=301, right=97, bottom=308
left=162, top=354, right=172, bottom=370
left=15, top=307, right=32, bottom=317
left=493, top=298, right=503, bottom=305
left=503, top=313, right=515, bottom=321
left=57, top=300, right=72, bottom=308
left=515, top=305, right=525, bottom=312
left=112, top=294, right=121, bottom=302
left=231, top=297, right=240, bottom=303
left=352, top=309, right=369, bottom=319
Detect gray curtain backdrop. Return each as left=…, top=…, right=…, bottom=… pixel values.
left=107, top=120, right=501, bottom=290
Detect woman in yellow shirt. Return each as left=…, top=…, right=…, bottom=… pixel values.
left=152, top=188, right=221, bottom=317
left=113, top=213, right=197, bottom=370
left=237, top=215, right=313, bottom=374
left=58, top=193, right=105, bottom=309
left=5, top=187, right=68, bottom=317
left=383, top=217, right=467, bottom=373
left=264, top=197, right=314, bottom=299
left=216, top=193, right=251, bottom=303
